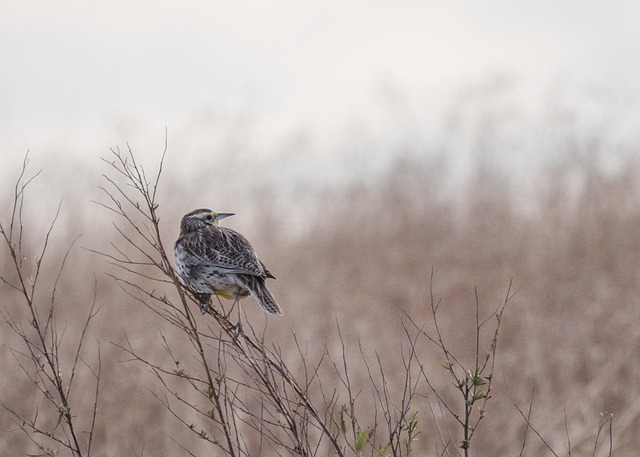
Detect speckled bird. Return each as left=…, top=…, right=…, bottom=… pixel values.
left=174, top=208, right=282, bottom=315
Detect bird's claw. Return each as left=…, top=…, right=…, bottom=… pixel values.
left=231, top=320, right=243, bottom=340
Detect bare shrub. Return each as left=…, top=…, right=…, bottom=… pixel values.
left=89, top=144, right=514, bottom=456
left=0, top=155, right=101, bottom=456
left=3, top=123, right=638, bottom=455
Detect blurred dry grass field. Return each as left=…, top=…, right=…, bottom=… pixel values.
left=1, top=144, right=639, bottom=456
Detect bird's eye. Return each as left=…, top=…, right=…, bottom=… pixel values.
left=205, top=214, right=213, bottom=221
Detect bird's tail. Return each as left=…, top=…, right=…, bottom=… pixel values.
left=246, top=276, right=283, bottom=315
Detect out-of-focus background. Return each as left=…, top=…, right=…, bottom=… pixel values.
left=2, top=1, right=640, bottom=455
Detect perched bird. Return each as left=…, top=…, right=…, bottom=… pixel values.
left=174, top=208, right=282, bottom=315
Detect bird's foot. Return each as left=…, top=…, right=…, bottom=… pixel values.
left=231, top=319, right=243, bottom=340
left=194, top=292, right=212, bottom=314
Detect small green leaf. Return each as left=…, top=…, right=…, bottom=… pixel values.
left=204, top=386, right=214, bottom=400
left=172, top=361, right=184, bottom=377
left=355, top=427, right=371, bottom=453
left=338, top=406, right=347, bottom=434
left=472, top=390, right=485, bottom=402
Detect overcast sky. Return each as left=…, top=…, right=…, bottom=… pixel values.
left=2, top=0, right=640, bottom=168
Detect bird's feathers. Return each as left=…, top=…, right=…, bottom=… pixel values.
left=174, top=208, right=282, bottom=315
left=178, top=226, right=269, bottom=277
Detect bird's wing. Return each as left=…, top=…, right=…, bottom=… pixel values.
left=183, top=226, right=269, bottom=277
left=217, top=227, right=270, bottom=277
left=259, top=259, right=276, bottom=279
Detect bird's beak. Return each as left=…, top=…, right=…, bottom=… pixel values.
left=213, top=212, right=234, bottom=226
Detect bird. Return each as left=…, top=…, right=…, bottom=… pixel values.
left=174, top=208, right=283, bottom=316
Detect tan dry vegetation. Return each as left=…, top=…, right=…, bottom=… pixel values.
left=1, top=143, right=638, bottom=456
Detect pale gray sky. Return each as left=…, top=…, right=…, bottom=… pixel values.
left=2, top=0, right=640, bottom=167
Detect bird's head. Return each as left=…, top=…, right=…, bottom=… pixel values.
left=180, top=208, right=235, bottom=232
